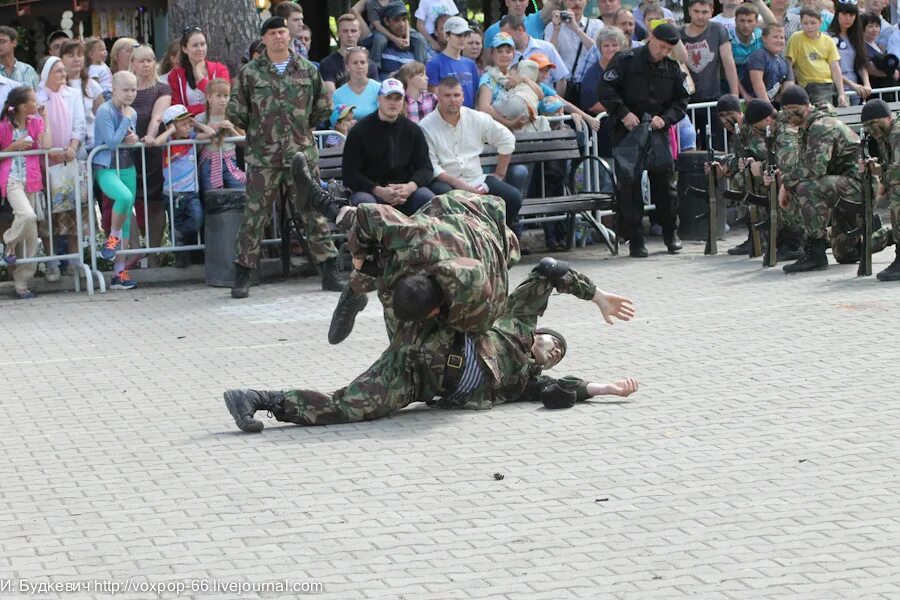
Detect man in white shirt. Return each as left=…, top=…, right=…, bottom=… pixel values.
left=420, top=76, right=526, bottom=229
left=501, top=14, right=571, bottom=94
left=0, top=73, right=17, bottom=108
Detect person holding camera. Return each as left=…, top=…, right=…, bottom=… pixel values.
left=546, top=0, right=603, bottom=103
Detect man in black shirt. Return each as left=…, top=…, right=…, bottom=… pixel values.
left=597, top=23, right=689, bottom=257
left=320, top=13, right=379, bottom=95
left=342, top=78, right=437, bottom=216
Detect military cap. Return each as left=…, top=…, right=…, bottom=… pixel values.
left=745, top=99, right=776, bottom=125
left=652, top=23, right=680, bottom=45
left=780, top=85, right=810, bottom=107
left=260, top=16, right=287, bottom=36
left=861, top=98, right=891, bottom=122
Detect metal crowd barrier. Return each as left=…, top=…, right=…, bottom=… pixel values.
left=0, top=147, right=93, bottom=293
left=84, top=133, right=341, bottom=294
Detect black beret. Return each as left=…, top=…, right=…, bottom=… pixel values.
left=652, top=22, right=680, bottom=45
left=861, top=98, right=891, bottom=122
left=260, top=16, right=287, bottom=36
left=715, top=94, right=741, bottom=114
left=745, top=98, right=776, bottom=125
left=780, top=84, right=810, bottom=107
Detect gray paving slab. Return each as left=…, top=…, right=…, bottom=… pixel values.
left=0, top=234, right=898, bottom=599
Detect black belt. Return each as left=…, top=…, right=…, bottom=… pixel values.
left=440, top=333, right=466, bottom=394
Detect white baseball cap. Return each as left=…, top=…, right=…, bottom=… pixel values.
left=443, top=16, right=473, bottom=35
left=379, top=78, right=405, bottom=97
left=162, top=104, right=190, bottom=125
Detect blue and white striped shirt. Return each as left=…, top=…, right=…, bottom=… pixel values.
left=441, top=336, right=485, bottom=405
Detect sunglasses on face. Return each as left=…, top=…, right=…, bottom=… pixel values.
left=182, top=26, right=203, bottom=35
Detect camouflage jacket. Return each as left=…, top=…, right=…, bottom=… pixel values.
left=786, top=102, right=860, bottom=189
left=870, top=115, right=900, bottom=202
left=773, top=112, right=800, bottom=174
left=724, top=122, right=767, bottom=174
left=391, top=266, right=598, bottom=406
left=227, top=50, right=330, bottom=169
left=724, top=122, right=768, bottom=196
left=347, top=191, right=521, bottom=335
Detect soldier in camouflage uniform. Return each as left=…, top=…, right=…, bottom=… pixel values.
left=858, top=99, right=900, bottom=281
left=222, top=260, right=638, bottom=431
left=226, top=17, right=340, bottom=299
left=292, top=155, right=521, bottom=343
left=711, top=96, right=805, bottom=260
left=777, top=86, right=862, bottom=273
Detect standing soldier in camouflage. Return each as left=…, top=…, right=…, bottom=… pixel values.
left=858, top=99, right=900, bottom=282
left=227, top=17, right=341, bottom=298
left=222, top=259, right=639, bottom=431
left=293, top=155, right=521, bottom=343
left=776, top=85, right=862, bottom=273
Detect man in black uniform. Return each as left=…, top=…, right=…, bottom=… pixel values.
left=596, top=23, right=689, bottom=257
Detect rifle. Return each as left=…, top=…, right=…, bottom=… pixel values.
left=722, top=122, right=764, bottom=258
left=834, top=132, right=875, bottom=276
left=763, top=125, right=778, bottom=267
left=692, top=124, right=719, bottom=255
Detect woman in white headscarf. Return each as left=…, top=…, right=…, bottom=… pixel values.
left=36, top=55, right=87, bottom=282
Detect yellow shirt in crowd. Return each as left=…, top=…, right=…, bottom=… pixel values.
left=785, top=31, right=840, bottom=86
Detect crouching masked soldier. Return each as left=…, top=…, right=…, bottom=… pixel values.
left=292, top=154, right=521, bottom=344
left=858, top=98, right=900, bottom=281
left=223, top=259, right=639, bottom=432
left=776, top=85, right=862, bottom=273
left=710, top=95, right=805, bottom=260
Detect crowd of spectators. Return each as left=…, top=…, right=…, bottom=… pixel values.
left=5, top=0, right=900, bottom=298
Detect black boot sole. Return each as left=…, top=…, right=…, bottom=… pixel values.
left=223, top=391, right=264, bottom=433
left=231, top=287, right=250, bottom=299
left=329, top=290, right=369, bottom=345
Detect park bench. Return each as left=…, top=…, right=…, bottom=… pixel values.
left=317, top=128, right=619, bottom=254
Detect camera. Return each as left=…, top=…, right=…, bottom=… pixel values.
left=559, top=9, right=574, bottom=21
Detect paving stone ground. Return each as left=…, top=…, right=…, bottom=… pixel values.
left=1, top=234, right=898, bottom=600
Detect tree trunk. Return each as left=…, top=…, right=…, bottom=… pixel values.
left=169, top=0, right=258, bottom=77
left=167, top=0, right=199, bottom=44
left=199, top=0, right=259, bottom=75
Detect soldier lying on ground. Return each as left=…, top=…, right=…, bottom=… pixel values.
left=223, top=260, right=639, bottom=432
left=293, top=154, right=520, bottom=344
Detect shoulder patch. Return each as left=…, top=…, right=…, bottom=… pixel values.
left=602, top=69, right=618, bottom=82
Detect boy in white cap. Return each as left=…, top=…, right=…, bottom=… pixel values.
left=426, top=16, right=481, bottom=107
left=154, top=104, right=216, bottom=263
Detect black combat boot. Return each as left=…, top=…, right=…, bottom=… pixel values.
left=877, top=245, right=900, bottom=281
left=777, top=230, right=805, bottom=261
left=664, top=231, right=682, bottom=254
left=629, top=234, right=648, bottom=258
left=328, top=286, right=369, bottom=344
left=783, top=237, right=828, bottom=273
left=727, top=234, right=753, bottom=255
left=291, top=153, right=351, bottom=224
left=319, top=257, right=344, bottom=292
left=231, top=263, right=253, bottom=299
left=223, top=389, right=285, bottom=433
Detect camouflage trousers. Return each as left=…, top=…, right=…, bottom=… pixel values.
left=787, top=175, right=862, bottom=260
left=871, top=186, right=900, bottom=248
left=234, top=167, right=337, bottom=268
left=277, top=343, right=439, bottom=426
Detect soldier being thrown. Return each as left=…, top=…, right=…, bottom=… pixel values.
left=857, top=98, right=900, bottom=282
left=293, top=155, right=520, bottom=344
left=227, top=16, right=342, bottom=298
left=223, top=260, right=639, bottom=432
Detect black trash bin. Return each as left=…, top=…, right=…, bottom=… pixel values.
left=204, top=189, right=259, bottom=287
left=676, top=150, right=726, bottom=241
